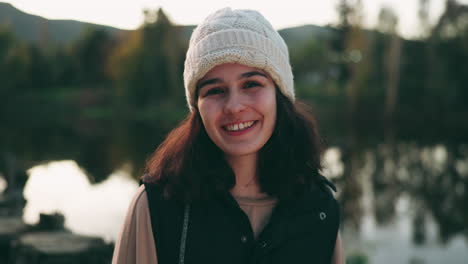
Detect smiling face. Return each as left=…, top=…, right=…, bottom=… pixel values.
left=196, top=63, right=277, bottom=159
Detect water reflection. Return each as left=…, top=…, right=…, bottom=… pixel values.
left=343, top=191, right=468, bottom=264
left=23, top=161, right=138, bottom=242
left=347, top=218, right=467, bottom=263
left=323, top=145, right=468, bottom=263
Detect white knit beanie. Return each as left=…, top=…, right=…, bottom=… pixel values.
left=184, top=7, right=295, bottom=111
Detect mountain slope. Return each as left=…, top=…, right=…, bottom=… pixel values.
left=0, top=2, right=124, bottom=44
left=0, top=2, right=335, bottom=47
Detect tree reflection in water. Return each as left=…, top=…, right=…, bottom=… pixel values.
left=325, top=143, right=468, bottom=246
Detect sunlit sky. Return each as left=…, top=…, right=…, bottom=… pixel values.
left=4, top=0, right=465, bottom=37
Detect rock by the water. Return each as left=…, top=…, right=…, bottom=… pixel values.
left=11, top=231, right=112, bottom=264
left=0, top=216, right=28, bottom=263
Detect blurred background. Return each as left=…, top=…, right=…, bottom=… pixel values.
left=0, top=0, right=467, bottom=263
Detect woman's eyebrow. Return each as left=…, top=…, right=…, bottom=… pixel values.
left=197, top=78, right=223, bottom=90
left=240, top=71, right=268, bottom=79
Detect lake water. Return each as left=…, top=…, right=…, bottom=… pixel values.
left=12, top=151, right=468, bottom=263
left=22, top=160, right=138, bottom=242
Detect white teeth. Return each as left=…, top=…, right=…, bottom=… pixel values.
left=225, top=121, right=255, bottom=132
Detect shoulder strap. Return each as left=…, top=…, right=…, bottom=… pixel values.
left=318, top=174, right=337, bottom=194
left=178, top=203, right=190, bottom=264
left=143, top=181, right=191, bottom=264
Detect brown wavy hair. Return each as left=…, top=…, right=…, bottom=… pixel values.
left=143, top=88, right=325, bottom=202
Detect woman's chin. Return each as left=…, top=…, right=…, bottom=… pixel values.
left=221, top=145, right=263, bottom=160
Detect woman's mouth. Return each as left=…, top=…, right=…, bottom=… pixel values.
left=222, top=120, right=257, bottom=134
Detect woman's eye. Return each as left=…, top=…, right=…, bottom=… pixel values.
left=204, top=87, right=224, bottom=96
left=244, top=81, right=261, bottom=89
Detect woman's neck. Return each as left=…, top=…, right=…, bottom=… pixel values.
left=226, top=153, right=265, bottom=198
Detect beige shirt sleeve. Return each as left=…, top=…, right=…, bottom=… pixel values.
left=112, top=185, right=158, bottom=264
left=331, top=232, right=344, bottom=264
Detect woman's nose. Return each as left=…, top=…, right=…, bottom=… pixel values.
left=223, top=92, right=246, bottom=114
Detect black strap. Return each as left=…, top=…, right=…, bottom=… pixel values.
left=178, top=203, right=190, bottom=264
left=319, top=175, right=337, bottom=192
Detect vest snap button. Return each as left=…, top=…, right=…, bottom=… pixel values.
left=319, top=212, right=327, bottom=220
left=241, top=235, right=248, bottom=243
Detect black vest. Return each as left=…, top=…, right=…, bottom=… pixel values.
left=144, top=180, right=340, bottom=264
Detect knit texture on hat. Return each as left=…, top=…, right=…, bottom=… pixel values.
left=184, top=7, right=294, bottom=111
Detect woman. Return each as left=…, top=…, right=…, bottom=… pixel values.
left=113, top=7, right=344, bottom=264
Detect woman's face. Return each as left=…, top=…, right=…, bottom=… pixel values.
left=197, top=63, right=277, bottom=159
